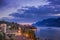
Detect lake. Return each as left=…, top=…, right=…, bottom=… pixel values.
left=35, top=27, right=60, bottom=40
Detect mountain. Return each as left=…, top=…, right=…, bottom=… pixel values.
left=0, top=20, right=19, bottom=26
left=33, top=18, right=60, bottom=27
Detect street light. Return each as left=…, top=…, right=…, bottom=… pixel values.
left=17, top=30, right=22, bottom=36
left=24, top=33, right=29, bottom=37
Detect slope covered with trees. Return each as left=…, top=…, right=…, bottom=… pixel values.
left=33, top=18, right=60, bottom=27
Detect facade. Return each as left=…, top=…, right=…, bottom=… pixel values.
left=0, top=23, right=7, bottom=33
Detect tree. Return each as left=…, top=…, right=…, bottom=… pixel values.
left=0, top=32, right=5, bottom=40
left=24, top=29, right=37, bottom=40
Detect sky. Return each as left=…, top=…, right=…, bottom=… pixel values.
left=0, top=0, right=60, bottom=24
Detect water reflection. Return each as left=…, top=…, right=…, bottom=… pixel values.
left=35, top=27, right=60, bottom=40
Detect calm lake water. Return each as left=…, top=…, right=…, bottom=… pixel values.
left=35, top=27, right=60, bottom=40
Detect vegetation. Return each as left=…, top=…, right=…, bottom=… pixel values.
left=0, top=20, right=37, bottom=40
left=33, top=18, right=60, bottom=27
left=0, top=20, right=19, bottom=30
left=0, top=32, right=5, bottom=40
left=23, top=29, right=37, bottom=40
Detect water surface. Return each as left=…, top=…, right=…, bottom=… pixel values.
left=35, top=27, right=60, bottom=40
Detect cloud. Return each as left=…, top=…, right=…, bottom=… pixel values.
left=0, top=0, right=49, bottom=18
left=0, top=0, right=7, bottom=8
left=0, top=0, right=60, bottom=23
left=48, top=0, right=60, bottom=5
left=0, top=17, right=35, bottom=23
left=9, top=5, right=60, bottom=17
left=8, top=5, right=60, bottom=23
left=0, top=0, right=48, bottom=9
left=0, top=0, right=20, bottom=7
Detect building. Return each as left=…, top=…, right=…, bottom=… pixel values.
left=0, top=23, right=7, bottom=33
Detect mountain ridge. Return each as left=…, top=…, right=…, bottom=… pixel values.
left=33, top=18, right=60, bottom=27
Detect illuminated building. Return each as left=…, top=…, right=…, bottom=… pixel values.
left=0, top=23, right=7, bottom=33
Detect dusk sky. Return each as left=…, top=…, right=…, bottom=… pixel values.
left=0, top=0, right=60, bottom=24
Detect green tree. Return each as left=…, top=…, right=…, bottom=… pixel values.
left=0, top=32, right=5, bottom=40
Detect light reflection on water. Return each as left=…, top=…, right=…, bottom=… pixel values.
left=35, top=27, right=60, bottom=38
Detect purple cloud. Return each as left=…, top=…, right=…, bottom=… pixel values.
left=48, top=0, right=60, bottom=5
left=0, top=0, right=60, bottom=23
left=8, top=5, right=60, bottom=23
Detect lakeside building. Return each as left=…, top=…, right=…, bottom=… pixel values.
left=0, top=22, right=37, bottom=40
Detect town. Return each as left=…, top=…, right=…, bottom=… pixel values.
left=0, top=20, right=37, bottom=40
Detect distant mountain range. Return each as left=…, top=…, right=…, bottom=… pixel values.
left=0, top=20, right=19, bottom=26
left=33, top=18, right=60, bottom=27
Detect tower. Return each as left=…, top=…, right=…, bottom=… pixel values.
left=0, top=23, right=7, bottom=33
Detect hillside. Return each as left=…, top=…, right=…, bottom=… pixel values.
left=33, top=18, right=60, bottom=27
